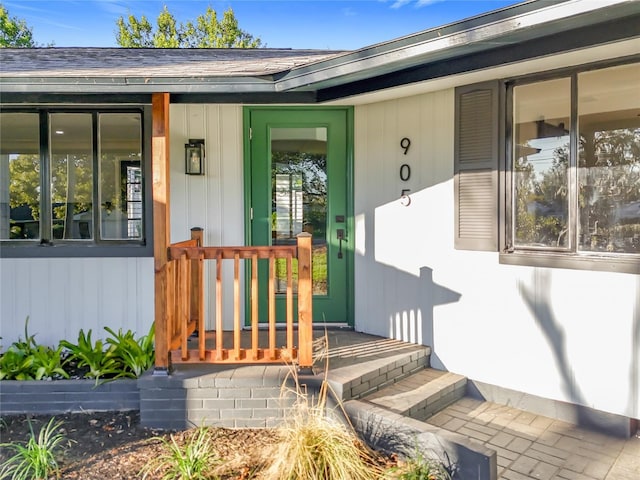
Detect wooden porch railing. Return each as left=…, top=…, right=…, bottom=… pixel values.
left=155, top=229, right=313, bottom=372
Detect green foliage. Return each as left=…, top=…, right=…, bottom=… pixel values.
left=116, top=6, right=261, bottom=48
left=0, top=318, right=68, bottom=380
left=0, top=348, right=35, bottom=380
left=388, top=448, right=451, bottom=480
left=59, top=329, right=124, bottom=383
left=104, top=322, right=155, bottom=378
left=0, top=4, right=34, bottom=47
left=0, top=317, right=155, bottom=383
left=0, top=417, right=71, bottom=480
left=1, top=318, right=155, bottom=383
left=139, top=425, right=220, bottom=480
left=29, top=344, right=69, bottom=380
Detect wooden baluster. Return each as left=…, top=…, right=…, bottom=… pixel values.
left=180, top=254, right=189, bottom=361
left=190, top=228, right=205, bottom=360
left=197, top=251, right=205, bottom=361
left=166, top=260, right=174, bottom=353
left=286, top=253, right=293, bottom=358
left=268, top=251, right=276, bottom=360
left=297, top=233, right=313, bottom=369
left=251, top=253, right=259, bottom=361
left=216, top=250, right=224, bottom=361
left=233, top=251, right=241, bottom=360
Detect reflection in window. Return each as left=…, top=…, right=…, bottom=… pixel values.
left=513, top=78, right=571, bottom=248
left=0, top=109, right=144, bottom=246
left=99, top=113, right=143, bottom=240
left=0, top=113, right=41, bottom=240
left=271, top=127, right=328, bottom=295
left=50, top=113, right=93, bottom=240
left=578, top=64, right=640, bottom=254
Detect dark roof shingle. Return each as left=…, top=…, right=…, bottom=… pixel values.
left=0, top=47, right=346, bottom=78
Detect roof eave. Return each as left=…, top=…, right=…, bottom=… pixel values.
left=274, top=0, right=639, bottom=92
left=0, top=75, right=278, bottom=94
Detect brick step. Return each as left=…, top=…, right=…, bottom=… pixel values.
left=325, top=345, right=431, bottom=401
left=363, top=367, right=467, bottom=421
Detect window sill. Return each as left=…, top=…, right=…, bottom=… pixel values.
left=0, top=242, right=152, bottom=258
left=499, top=251, right=639, bottom=274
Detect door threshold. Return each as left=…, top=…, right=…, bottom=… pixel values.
left=249, top=323, right=351, bottom=330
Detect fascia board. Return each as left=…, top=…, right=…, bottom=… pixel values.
left=274, top=0, right=638, bottom=92
left=0, top=76, right=277, bottom=94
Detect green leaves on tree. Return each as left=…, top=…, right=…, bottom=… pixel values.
left=115, top=6, right=262, bottom=48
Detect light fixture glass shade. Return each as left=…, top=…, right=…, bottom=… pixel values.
left=185, top=139, right=205, bottom=175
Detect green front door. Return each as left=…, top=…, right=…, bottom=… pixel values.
left=245, top=107, right=353, bottom=324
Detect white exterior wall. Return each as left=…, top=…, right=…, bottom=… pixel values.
left=353, top=89, right=640, bottom=420
left=0, top=257, right=154, bottom=347
left=0, top=104, right=245, bottom=347
left=169, top=104, right=245, bottom=330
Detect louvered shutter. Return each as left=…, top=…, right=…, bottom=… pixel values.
left=454, top=82, right=499, bottom=251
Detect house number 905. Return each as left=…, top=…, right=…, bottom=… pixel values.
left=399, top=138, right=412, bottom=206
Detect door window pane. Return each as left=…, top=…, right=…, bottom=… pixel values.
left=513, top=78, right=571, bottom=248
left=0, top=113, right=41, bottom=240
left=50, top=113, right=93, bottom=240
left=578, top=64, right=640, bottom=254
left=99, top=113, right=143, bottom=239
left=271, top=127, right=328, bottom=295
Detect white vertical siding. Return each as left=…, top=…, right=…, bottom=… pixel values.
left=169, top=104, right=245, bottom=330
left=353, top=89, right=640, bottom=420
left=0, top=258, right=154, bottom=347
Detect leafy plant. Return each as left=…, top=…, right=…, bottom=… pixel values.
left=30, top=344, right=69, bottom=380
left=0, top=348, right=35, bottom=380
left=104, top=322, right=155, bottom=378
left=0, top=317, right=68, bottom=380
left=0, top=417, right=71, bottom=480
left=389, top=447, right=452, bottom=480
left=139, top=425, right=220, bottom=480
left=60, top=329, right=123, bottom=383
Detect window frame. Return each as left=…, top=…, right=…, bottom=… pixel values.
left=0, top=105, right=153, bottom=258
left=500, top=58, right=640, bottom=275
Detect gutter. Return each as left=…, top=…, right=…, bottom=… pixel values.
left=274, top=0, right=638, bottom=92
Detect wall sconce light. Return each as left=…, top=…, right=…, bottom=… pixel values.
left=185, top=139, right=205, bottom=175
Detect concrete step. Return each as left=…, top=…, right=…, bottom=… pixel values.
left=363, top=367, right=467, bottom=421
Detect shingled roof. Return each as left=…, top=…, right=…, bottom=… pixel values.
left=1, top=1, right=636, bottom=100
left=0, top=48, right=346, bottom=78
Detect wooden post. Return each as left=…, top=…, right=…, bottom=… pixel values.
left=297, top=233, right=313, bottom=370
left=152, top=92, right=171, bottom=374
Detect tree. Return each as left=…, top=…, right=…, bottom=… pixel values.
left=116, top=6, right=262, bottom=48
left=0, top=4, right=35, bottom=47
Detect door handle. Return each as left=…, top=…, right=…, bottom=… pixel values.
left=337, top=229, right=345, bottom=259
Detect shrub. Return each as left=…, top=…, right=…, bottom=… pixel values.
left=0, top=417, right=71, bottom=480
left=104, top=323, right=155, bottom=378
left=266, top=337, right=383, bottom=480
left=60, top=329, right=123, bottom=383
left=0, top=318, right=68, bottom=381
left=389, top=447, right=452, bottom=480
left=139, top=425, right=220, bottom=480
left=0, top=320, right=155, bottom=384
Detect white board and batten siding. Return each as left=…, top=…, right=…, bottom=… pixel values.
left=0, top=257, right=154, bottom=348
left=0, top=105, right=245, bottom=347
left=169, top=104, right=246, bottom=331
left=352, top=57, right=640, bottom=421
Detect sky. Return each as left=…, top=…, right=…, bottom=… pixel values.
left=6, top=0, right=522, bottom=50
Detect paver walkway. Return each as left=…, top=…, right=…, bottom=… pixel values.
left=427, top=398, right=640, bottom=480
